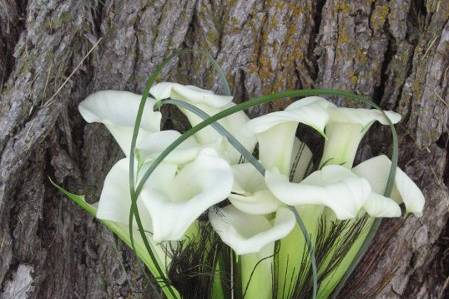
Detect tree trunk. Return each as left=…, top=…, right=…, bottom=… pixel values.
left=0, top=0, right=448, bottom=298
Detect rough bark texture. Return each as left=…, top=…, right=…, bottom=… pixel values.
left=0, top=0, right=448, bottom=298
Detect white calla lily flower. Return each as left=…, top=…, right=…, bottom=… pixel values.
left=228, top=138, right=313, bottom=216
left=96, top=148, right=233, bottom=243
left=265, top=165, right=372, bottom=220
left=96, top=158, right=176, bottom=231
left=209, top=205, right=296, bottom=255
left=142, top=148, right=233, bottom=241
left=229, top=163, right=280, bottom=215
left=246, top=97, right=331, bottom=175
left=321, top=106, right=401, bottom=168
left=79, top=90, right=162, bottom=155
left=353, top=155, right=425, bottom=216
left=150, top=82, right=256, bottom=163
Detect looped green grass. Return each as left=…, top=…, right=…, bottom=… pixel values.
left=130, top=90, right=397, bottom=299
left=49, top=48, right=399, bottom=299
left=126, top=49, right=398, bottom=299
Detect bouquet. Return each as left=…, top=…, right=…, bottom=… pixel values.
left=54, top=62, right=424, bottom=299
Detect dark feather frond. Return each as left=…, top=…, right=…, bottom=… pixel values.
left=166, top=222, right=221, bottom=299
left=274, top=213, right=369, bottom=298
left=298, top=214, right=369, bottom=297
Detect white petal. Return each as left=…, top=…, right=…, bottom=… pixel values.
left=96, top=158, right=177, bottom=231
left=352, top=155, right=425, bottom=216
left=328, top=107, right=401, bottom=129
left=230, top=191, right=280, bottom=215
left=79, top=90, right=161, bottom=154
left=256, top=122, right=298, bottom=175
left=246, top=97, right=330, bottom=136
left=321, top=122, right=365, bottom=168
left=209, top=206, right=296, bottom=255
left=141, top=148, right=233, bottom=241
left=150, top=82, right=256, bottom=163
left=285, top=96, right=336, bottom=110
left=150, top=82, right=233, bottom=107
left=137, top=130, right=201, bottom=164
left=266, top=165, right=371, bottom=220
left=229, top=163, right=280, bottom=215
left=363, top=193, right=401, bottom=217
left=182, top=102, right=257, bottom=163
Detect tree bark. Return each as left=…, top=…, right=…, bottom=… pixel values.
left=0, top=0, right=448, bottom=298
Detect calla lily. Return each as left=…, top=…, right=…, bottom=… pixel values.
left=79, top=90, right=206, bottom=164
left=209, top=206, right=295, bottom=298
left=229, top=163, right=281, bottom=215
left=222, top=138, right=314, bottom=256
left=96, top=148, right=233, bottom=242
left=141, top=148, right=233, bottom=241
left=246, top=97, right=331, bottom=175
left=96, top=158, right=175, bottom=231
left=228, top=137, right=313, bottom=215
left=266, top=164, right=402, bottom=219
left=150, top=82, right=256, bottom=163
left=209, top=205, right=296, bottom=255
left=79, top=90, right=162, bottom=155
left=266, top=165, right=372, bottom=220
left=353, top=155, right=425, bottom=216
left=321, top=105, right=401, bottom=168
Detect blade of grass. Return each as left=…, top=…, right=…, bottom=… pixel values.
left=330, top=123, right=398, bottom=298
left=135, top=88, right=376, bottom=196
left=128, top=50, right=181, bottom=299
left=128, top=48, right=232, bottom=299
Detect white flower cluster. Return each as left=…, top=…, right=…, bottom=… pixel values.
left=79, top=83, right=425, bottom=258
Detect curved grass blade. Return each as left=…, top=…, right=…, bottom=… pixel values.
left=135, top=88, right=372, bottom=195
left=162, top=99, right=263, bottom=173
left=128, top=51, right=180, bottom=299
left=128, top=48, right=232, bottom=299
left=329, top=103, right=398, bottom=299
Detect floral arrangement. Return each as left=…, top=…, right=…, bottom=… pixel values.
left=54, top=60, right=424, bottom=299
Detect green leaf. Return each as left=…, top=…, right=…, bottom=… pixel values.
left=50, top=178, right=96, bottom=217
